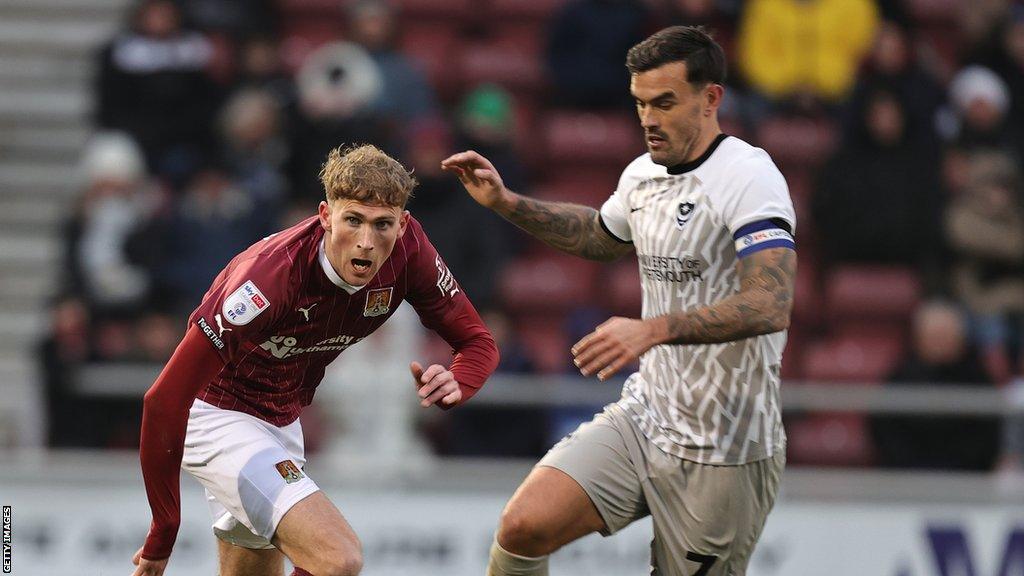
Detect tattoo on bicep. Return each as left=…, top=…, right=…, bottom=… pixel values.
left=505, top=196, right=630, bottom=261
left=665, top=248, right=796, bottom=344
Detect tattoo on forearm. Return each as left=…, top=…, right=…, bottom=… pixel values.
left=499, top=195, right=631, bottom=262
left=663, top=248, right=796, bottom=345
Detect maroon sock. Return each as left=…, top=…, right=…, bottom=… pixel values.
left=291, top=569, right=314, bottom=576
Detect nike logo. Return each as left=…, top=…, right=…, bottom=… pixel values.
left=630, top=207, right=644, bottom=213
left=297, top=302, right=318, bottom=322
left=214, top=313, right=233, bottom=337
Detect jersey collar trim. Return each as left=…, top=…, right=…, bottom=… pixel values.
left=666, top=133, right=729, bottom=175
left=319, top=237, right=365, bottom=295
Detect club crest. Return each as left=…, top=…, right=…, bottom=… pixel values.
left=363, top=287, right=393, bottom=317
left=676, top=202, right=695, bottom=229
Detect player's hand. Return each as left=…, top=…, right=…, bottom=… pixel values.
left=410, top=361, right=462, bottom=407
left=440, top=150, right=507, bottom=209
left=131, top=547, right=168, bottom=576
left=571, top=317, right=658, bottom=380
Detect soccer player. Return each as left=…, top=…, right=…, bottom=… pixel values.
left=444, top=26, right=795, bottom=576
left=132, top=145, right=499, bottom=576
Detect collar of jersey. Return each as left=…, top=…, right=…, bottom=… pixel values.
left=666, top=133, right=729, bottom=175
left=319, top=237, right=366, bottom=295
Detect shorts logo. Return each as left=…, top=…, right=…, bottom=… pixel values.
left=676, top=202, right=695, bottom=229
left=435, top=255, right=460, bottom=298
left=363, top=287, right=393, bottom=317
left=222, top=280, right=271, bottom=326
left=275, top=460, right=305, bottom=484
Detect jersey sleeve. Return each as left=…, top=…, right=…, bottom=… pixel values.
left=188, top=252, right=293, bottom=362
left=598, top=159, right=644, bottom=243
left=717, top=152, right=797, bottom=258
left=404, top=227, right=498, bottom=403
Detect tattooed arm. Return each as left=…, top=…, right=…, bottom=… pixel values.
left=441, top=150, right=633, bottom=262
left=572, top=247, right=796, bottom=380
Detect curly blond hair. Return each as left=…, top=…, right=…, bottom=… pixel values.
left=319, top=144, right=416, bottom=207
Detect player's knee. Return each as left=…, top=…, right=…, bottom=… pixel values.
left=318, top=550, right=363, bottom=576
left=497, top=506, right=553, bottom=556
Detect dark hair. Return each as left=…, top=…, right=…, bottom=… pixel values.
left=625, top=26, right=726, bottom=86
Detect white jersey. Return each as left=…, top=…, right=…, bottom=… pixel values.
left=599, top=134, right=796, bottom=465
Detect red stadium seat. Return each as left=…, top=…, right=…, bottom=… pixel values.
left=791, top=258, right=822, bottom=328
left=489, top=0, right=572, bottom=21
left=801, top=333, right=903, bottom=383
left=391, top=0, right=473, bottom=20
left=461, top=36, right=546, bottom=95
left=604, top=258, right=642, bottom=317
left=514, top=317, right=572, bottom=374
left=544, top=111, right=645, bottom=167
left=904, top=0, right=962, bottom=22
left=787, top=413, right=874, bottom=466
left=280, top=23, right=345, bottom=73
left=398, top=25, right=462, bottom=98
left=531, top=174, right=617, bottom=208
left=499, top=254, right=601, bottom=313
left=824, top=265, right=921, bottom=324
left=755, top=116, right=838, bottom=168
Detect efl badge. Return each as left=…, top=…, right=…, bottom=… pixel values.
left=275, top=460, right=305, bottom=484
left=222, top=280, right=270, bottom=326
left=676, top=202, right=695, bottom=229
left=363, top=287, right=393, bottom=317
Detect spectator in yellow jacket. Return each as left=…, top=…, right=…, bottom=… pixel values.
left=738, top=0, right=879, bottom=102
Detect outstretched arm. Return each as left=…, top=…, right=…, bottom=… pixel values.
left=572, top=247, right=796, bottom=379
left=442, top=150, right=633, bottom=262
left=134, top=325, right=224, bottom=572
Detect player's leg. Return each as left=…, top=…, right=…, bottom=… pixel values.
left=271, top=491, right=363, bottom=576
left=646, top=449, right=786, bottom=576
left=217, top=539, right=284, bottom=576
left=488, top=406, right=649, bottom=575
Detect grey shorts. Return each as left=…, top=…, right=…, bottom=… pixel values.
left=538, top=404, right=784, bottom=576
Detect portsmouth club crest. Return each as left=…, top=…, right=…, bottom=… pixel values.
left=676, top=202, right=695, bottom=229
left=363, top=287, right=393, bottom=317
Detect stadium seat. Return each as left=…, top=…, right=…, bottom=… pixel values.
left=499, top=254, right=601, bottom=313
left=489, top=0, right=572, bottom=21
left=544, top=111, right=644, bottom=167
left=787, top=413, right=875, bottom=466
left=391, top=0, right=473, bottom=20
left=755, top=116, right=838, bottom=168
left=604, top=258, right=642, bottom=317
left=531, top=174, right=617, bottom=208
left=791, top=258, right=822, bottom=328
left=514, top=317, right=572, bottom=374
left=280, top=23, right=345, bottom=73
left=824, top=265, right=921, bottom=324
left=800, top=332, right=903, bottom=383
left=461, top=38, right=545, bottom=95
left=398, top=25, right=462, bottom=98
left=904, top=0, right=962, bottom=22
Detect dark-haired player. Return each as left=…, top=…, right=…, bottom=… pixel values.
left=445, top=26, right=795, bottom=576
left=132, top=145, right=498, bottom=576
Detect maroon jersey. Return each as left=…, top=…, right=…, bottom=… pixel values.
left=188, top=215, right=489, bottom=426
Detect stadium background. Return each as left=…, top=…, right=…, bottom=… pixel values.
left=1, top=0, right=1024, bottom=573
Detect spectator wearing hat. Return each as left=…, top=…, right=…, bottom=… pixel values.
left=944, top=65, right=1019, bottom=159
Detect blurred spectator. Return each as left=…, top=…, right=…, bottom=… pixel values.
left=288, top=41, right=392, bottom=206
left=943, top=65, right=1019, bottom=157
left=347, top=0, right=438, bottom=124
left=813, top=89, right=942, bottom=269
left=177, top=0, right=278, bottom=37
left=63, top=133, right=164, bottom=317
left=845, top=20, right=945, bottom=150
left=456, top=84, right=528, bottom=195
left=545, top=0, right=651, bottom=109
left=96, top=0, right=221, bottom=184
left=235, top=36, right=299, bottom=114
left=219, top=88, right=290, bottom=209
left=968, top=8, right=1024, bottom=147
left=869, top=301, right=1002, bottom=471
left=153, top=164, right=277, bottom=311
left=407, top=118, right=510, bottom=308
left=944, top=151, right=1024, bottom=381
left=737, top=0, right=878, bottom=103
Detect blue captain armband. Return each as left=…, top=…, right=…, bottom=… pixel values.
left=733, top=219, right=795, bottom=258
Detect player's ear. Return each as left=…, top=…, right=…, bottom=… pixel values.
left=318, top=201, right=332, bottom=232
left=397, top=210, right=410, bottom=238
left=705, top=83, right=724, bottom=114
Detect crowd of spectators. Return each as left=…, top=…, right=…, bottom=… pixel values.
left=41, top=0, right=1024, bottom=469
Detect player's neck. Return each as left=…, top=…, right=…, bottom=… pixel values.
left=683, top=120, right=723, bottom=165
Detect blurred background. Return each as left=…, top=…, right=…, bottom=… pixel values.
left=1, top=0, right=1024, bottom=574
